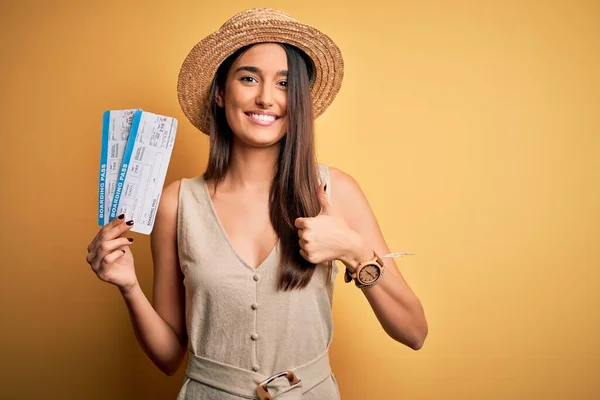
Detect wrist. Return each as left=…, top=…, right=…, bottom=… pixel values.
left=119, top=281, right=141, bottom=299
left=339, top=231, right=374, bottom=273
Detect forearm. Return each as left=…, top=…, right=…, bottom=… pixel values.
left=339, top=234, right=428, bottom=349
left=361, top=269, right=427, bottom=349
left=120, top=283, right=186, bottom=375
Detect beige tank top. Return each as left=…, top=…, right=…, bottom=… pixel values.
left=176, top=164, right=340, bottom=399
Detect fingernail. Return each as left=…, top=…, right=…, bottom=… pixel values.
left=324, top=184, right=327, bottom=192
left=127, top=238, right=134, bottom=242
left=126, top=220, right=134, bottom=226
left=118, top=214, right=125, bottom=220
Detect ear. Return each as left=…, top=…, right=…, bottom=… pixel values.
left=215, top=88, right=224, bottom=107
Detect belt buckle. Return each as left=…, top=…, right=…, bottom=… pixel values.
left=256, top=370, right=300, bottom=400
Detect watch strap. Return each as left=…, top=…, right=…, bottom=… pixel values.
left=344, top=251, right=414, bottom=288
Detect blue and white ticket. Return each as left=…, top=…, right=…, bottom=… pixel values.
left=106, top=110, right=178, bottom=234
left=98, top=109, right=138, bottom=227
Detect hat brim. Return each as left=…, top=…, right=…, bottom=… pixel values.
left=177, top=19, right=344, bottom=134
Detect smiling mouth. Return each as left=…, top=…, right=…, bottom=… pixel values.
left=244, top=112, right=280, bottom=123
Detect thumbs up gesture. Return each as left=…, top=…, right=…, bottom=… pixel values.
left=294, top=182, right=356, bottom=265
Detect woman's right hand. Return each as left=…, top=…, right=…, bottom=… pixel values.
left=86, top=214, right=137, bottom=293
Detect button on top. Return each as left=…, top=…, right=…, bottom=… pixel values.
left=252, top=364, right=260, bottom=372
left=251, top=333, right=259, bottom=340
left=251, top=303, right=258, bottom=310
left=253, top=274, right=260, bottom=281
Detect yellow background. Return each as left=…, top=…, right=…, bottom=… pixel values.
left=1, top=0, right=598, bottom=399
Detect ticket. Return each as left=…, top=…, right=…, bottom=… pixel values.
left=107, top=110, right=178, bottom=234
left=98, top=109, right=138, bottom=226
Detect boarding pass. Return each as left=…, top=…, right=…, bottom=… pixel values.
left=98, top=109, right=177, bottom=234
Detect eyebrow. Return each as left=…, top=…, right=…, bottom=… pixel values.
left=234, top=66, right=288, bottom=77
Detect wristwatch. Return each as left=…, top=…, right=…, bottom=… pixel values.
left=344, top=250, right=385, bottom=288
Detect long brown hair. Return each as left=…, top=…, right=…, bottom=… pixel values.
left=203, top=43, right=334, bottom=291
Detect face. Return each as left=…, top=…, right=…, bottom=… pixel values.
left=216, top=43, right=288, bottom=148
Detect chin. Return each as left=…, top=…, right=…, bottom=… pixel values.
left=240, top=132, right=285, bottom=148
left=234, top=122, right=287, bottom=147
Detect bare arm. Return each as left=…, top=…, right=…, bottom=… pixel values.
left=330, top=167, right=428, bottom=350
left=119, top=180, right=187, bottom=375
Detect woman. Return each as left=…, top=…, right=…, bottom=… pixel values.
left=86, top=8, right=427, bottom=400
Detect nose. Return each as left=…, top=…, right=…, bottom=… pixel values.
left=256, top=83, right=274, bottom=108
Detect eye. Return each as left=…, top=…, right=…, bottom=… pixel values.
left=240, top=76, right=258, bottom=83
left=278, top=80, right=288, bottom=88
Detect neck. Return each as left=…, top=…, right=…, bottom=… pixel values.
left=225, top=141, right=280, bottom=191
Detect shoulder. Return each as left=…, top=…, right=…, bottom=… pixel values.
left=326, top=166, right=381, bottom=236
left=157, top=175, right=204, bottom=212
left=327, top=166, right=364, bottom=199
left=159, top=180, right=182, bottom=213
left=152, top=180, right=182, bottom=237
left=326, top=166, right=372, bottom=223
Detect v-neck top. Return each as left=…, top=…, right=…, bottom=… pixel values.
left=200, top=176, right=280, bottom=271
left=176, top=164, right=340, bottom=399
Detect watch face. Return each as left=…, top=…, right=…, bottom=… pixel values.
left=358, top=264, right=381, bottom=284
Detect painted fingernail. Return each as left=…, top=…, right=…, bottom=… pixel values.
left=127, top=238, right=134, bottom=242
left=118, top=214, right=125, bottom=220
left=126, top=220, right=134, bottom=226
left=324, top=184, right=327, bottom=192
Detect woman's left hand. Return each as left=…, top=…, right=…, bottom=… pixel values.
left=294, top=183, right=360, bottom=265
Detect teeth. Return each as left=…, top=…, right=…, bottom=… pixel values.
left=249, top=113, right=276, bottom=122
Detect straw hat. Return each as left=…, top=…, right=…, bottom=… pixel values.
left=177, top=8, right=344, bottom=134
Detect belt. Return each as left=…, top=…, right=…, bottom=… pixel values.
left=179, top=350, right=332, bottom=399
